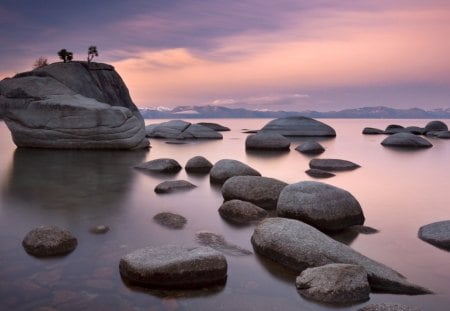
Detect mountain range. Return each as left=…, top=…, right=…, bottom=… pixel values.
left=139, top=105, right=450, bottom=119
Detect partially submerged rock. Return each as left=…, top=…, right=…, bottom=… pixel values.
left=277, top=181, right=364, bottom=231
left=218, top=200, right=268, bottom=224
left=251, top=218, right=431, bottom=295
left=178, top=124, right=223, bottom=139
left=384, top=124, right=405, bottom=135
left=185, top=156, right=213, bottom=174
left=362, top=127, right=385, bottom=135
left=260, top=116, right=336, bottom=137
left=381, top=133, right=432, bottom=149
left=153, top=212, right=187, bottom=229
left=154, top=180, right=196, bottom=194
left=418, top=220, right=450, bottom=250
left=146, top=120, right=223, bottom=139
left=210, top=159, right=261, bottom=184
left=197, top=122, right=230, bottom=131
left=305, top=168, right=335, bottom=178
left=295, top=141, right=325, bottom=155
left=309, top=158, right=361, bottom=171
left=195, top=231, right=252, bottom=256
left=245, top=133, right=291, bottom=150
left=119, top=245, right=227, bottom=288
left=22, top=225, right=77, bottom=257
left=134, top=158, right=182, bottom=173
left=222, top=176, right=287, bottom=210
left=424, top=120, right=448, bottom=133
left=358, top=303, right=421, bottom=311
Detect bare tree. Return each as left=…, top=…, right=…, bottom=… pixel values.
left=33, top=57, right=48, bottom=69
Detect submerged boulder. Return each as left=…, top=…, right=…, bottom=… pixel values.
left=22, top=225, right=77, bottom=257
left=197, top=122, right=230, bottom=131
left=210, top=159, right=261, bottom=184
left=146, top=120, right=222, bottom=139
left=195, top=231, right=252, bottom=256
left=381, top=133, right=432, bottom=149
left=362, top=127, right=385, bottom=135
left=418, top=220, right=450, bottom=250
left=134, top=158, right=182, bottom=173
left=245, top=133, right=291, bottom=150
left=309, top=158, right=360, bottom=172
left=153, top=212, right=187, bottom=229
left=0, top=62, right=148, bottom=149
left=305, top=168, right=335, bottom=179
left=260, top=116, right=336, bottom=137
left=154, top=180, right=196, bottom=193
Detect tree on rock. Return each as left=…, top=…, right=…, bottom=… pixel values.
left=57, top=49, right=73, bottom=63
left=87, top=46, right=98, bottom=63
left=33, top=57, right=48, bottom=69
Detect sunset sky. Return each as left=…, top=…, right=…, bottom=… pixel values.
left=1, top=0, right=450, bottom=111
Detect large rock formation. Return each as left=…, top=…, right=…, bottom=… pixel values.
left=0, top=61, right=149, bottom=149
left=260, top=116, right=336, bottom=137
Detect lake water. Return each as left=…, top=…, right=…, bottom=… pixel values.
left=0, top=118, right=449, bottom=311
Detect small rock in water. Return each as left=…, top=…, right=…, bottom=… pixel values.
left=153, top=212, right=187, bottom=229
left=195, top=231, right=252, bottom=256
left=418, top=220, right=450, bottom=250
left=309, top=158, right=360, bottom=171
left=362, top=127, right=384, bottom=135
left=358, top=303, right=421, bottom=311
left=90, top=225, right=110, bottom=234
left=134, top=158, right=182, bottom=173
left=424, top=120, right=448, bottom=133
left=154, top=180, right=196, bottom=194
left=245, top=133, right=291, bottom=150
left=22, top=226, right=77, bottom=257
left=305, top=168, right=335, bottom=178
left=295, top=141, right=325, bottom=155
left=210, top=159, right=261, bottom=184
left=197, top=122, right=230, bottom=132
left=381, top=133, right=432, bottom=149
left=185, top=156, right=213, bottom=174
left=219, top=199, right=267, bottom=224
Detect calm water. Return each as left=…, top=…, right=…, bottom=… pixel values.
left=0, top=118, right=450, bottom=311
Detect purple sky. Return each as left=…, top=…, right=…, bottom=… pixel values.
left=1, top=0, right=450, bottom=111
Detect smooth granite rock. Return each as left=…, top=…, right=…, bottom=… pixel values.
left=384, top=124, right=405, bottom=135
left=277, top=181, right=364, bottom=231
left=179, top=124, right=223, bottom=139
left=134, top=158, right=182, bottom=173
left=296, top=263, right=370, bottom=304
left=245, top=133, right=291, bottom=150
left=22, top=226, right=77, bottom=257
left=219, top=199, right=268, bottom=224
left=359, top=303, right=421, bottom=311
left=305, top=168, right=335, bottom=178
left=222, top=176, right=288, bottom=210
left=362, top=127, right=385, bottom=135
left=436, top=131, right=450, bottom=139
left=418, top=220, right=450, bottom=250
left=146, top=120, right=222, bottom=139
left=251, top=218, right=431, bottom=295
left=404, top=126, right=425, bottom=135
left=185, top=156, right=213, bottom=174
left=119, top=245, right=227, bottom=288
left=210, top=159, right=261, bottom=184
left=154, top=180, right=196, bottom=193
left=309, top=158, right=360, bottom=171
left=295, top=141, right=325, bottom=154
left=424, top=120, right=448, bottom=133
left=260, top=116, right=336, bottom=137
left=153, top=212, right=187, bottom=229
left=195, top=231, right=252, bottom=256
left=381, top=133, right=432, bottom=148
left=0, top=62, right=148, bottom=149
left=197, top=122, right=230, bottom=131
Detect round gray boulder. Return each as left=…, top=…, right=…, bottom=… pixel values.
left=309, top=158, right=360, bottom=172
left=154, top=180, right=196, bottom=193
left=418, top=220, right=450, bottom=250
left=277, top=181, right=364, bottom=231
left=210, top=159, right=261, bottom=184
left=222, top=176, right=288, bottom=210
left=134, top=158, right=182, bottom=173
left=119, top=245, right=227, bottom=288
left=424, top=120, right=448, bottom=133
left=245, top=133, right=291, bottom=150
left=381, top=133, right=432, bottom=149
left=185, top=156, right=213, bottom=174
left=219, top=199, right=268, bottom=224
left=362, top=127, right=384, bottom=135
left=153, top=212, right=187, bottom=229
left=296, top=263, right=370, bottom=304
left=260, top=116, right=336, bottom=137
left=359, top=303, right=421, bottom=311
left=22, top=226, right=78, bottom=257
left=384, top=124, right=405, bottom=134
left=305, top=168, right=335, bottom=178
left=295, top=141, right=325, bottom=155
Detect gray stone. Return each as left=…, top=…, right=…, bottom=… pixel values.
left=309, top=158, right=360, bottom=171
left=218, top=199, right=268, bottom=224
left=295, top=141, right=325, bottom=154
left=260, top=116, right=336, bottom=137
left=245, top=133, right=291, bottom=150
left=0, top=62, right=149, bottom=149
left=295, top=263, right=370, bottom=304
left=305, top=168, right=335, bottom=178
left=179, top=124, right=223, bottom=139
left=145, top=120, right=190, bottom=138
left=134, top=158, right=182, bottom=173
left=251, top=218, right=431, bottom=294
left=22, top=226, right=77, bottom=257
left=424, top=120, right=448, bottom=133
left=195, top=231, right=252, bottom=256
left=210, top=159, right=261, bottom=184
left=362, top=127, right=385, bottom=135
left=222, top=176, right=287, bottom=210
left=381, top=133, right=432, bottom=148
left=153, top=212, right=187, bottom=229
left=277, top=181, right=364, bottom=231
left=197, top=122, right=230, bottom=131
left=404, top=126, right=425, bottom=135
left=154, top=180, right=196, bottom=194
left=436, top=131, right=450, bottom=139
left=385, top=124, right=405, bottom=134
left=185, top=156, right=213, bottom=174
left=359, top=303, right=421, bottom=311
left=119, top=245, right=227, bottom=288
left=418, top=220, right=450, bottom=250
left=89, top=225, right=110, bottom=234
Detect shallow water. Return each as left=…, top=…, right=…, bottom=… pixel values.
left=0, top=118, right=449, bottom=310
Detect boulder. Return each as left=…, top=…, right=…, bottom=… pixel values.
left=221, top=176, right=287, bottom=210
left=384, top=124, right=405, bottom=134
left=418, top=220, right=450, bottom=250
left=134, top=158, right=182, bottom=173
left=277, top=181, right=364, bottom=231
left=245, top=133, right=291, bottom=150
left=179, top=124, right=223, bottom=139
left=424, top=120, right=448, bottom=133
left=119, top=245, right=227, bottom=288
left=251, top=218, right=431, bottom=295
left=309, top=158, right=360, bottom=171
left=260, top=116, right=336, bottom=137
left=210, top=159, right=261, bottom=184
left=154, top=180, right=196, bottom=194
left=381, top=133, right=432, bottom=149
left=404, top=126, right=425, bottom=135
left=305, top=168, right=335, bottom=178
left=195, top=231, right=252, bottom=256
left=362, top=127, right=385, bottom=135
left=358, top=303, right=421, bottom=311
left=153, top=212, right=187, bottom=229
left=146, top=120, right=222, bottom=139
left=0, top=62, right=149, bottom=149
left=197, top=122, right=230, bottom=131
left=185, top=156, right=213, bottom=174
left=22, top=226, right=77, bottom=257
left=295, top=141, right=325, bottom=154
left=436, top=131, right=450, bottom=139
left=218, top=200, right=268, bottom=224
left=295, top=263, right=370, bottom=304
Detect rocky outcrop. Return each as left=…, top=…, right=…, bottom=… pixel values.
left=218, top=200, right=268, bottom=224
left=245, top=133, right=291, bottom=150
left=0, top=62, right=148, bottom=149
left=309, top=158, right=360, bottom=171
left=418, top=220, right=450, bottom=250
left=185, top=156, right=213, bottom=174
left=295, top=264, right=370, bottom=304
left=119, top=245, right=227, bottom=288
left=381, top=133, right=432, bottom=149
left=210, top=159, right=261, bottom=184
left=154, top=180, right=196, bottom=193
left=277, top=181, right=364, bottom=231
left=134, top=158, right=182, bottom=173
left=22, top=225, right=77, bottom=257
left=153, top=212, right=187, bottom=229
left=195, top=231, right=252, bottom=256
left=222, top=176, right=287, bottom=210
left=295, top=141, right=325, bottom=154
left=145, top=120, right=223, bottom=139
left=251, top=218, right=431, bottom=295
left=260, top=116, right=336, bottom=137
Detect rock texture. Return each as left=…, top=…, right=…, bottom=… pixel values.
left=424, top=120, right=448, bottom=133
left=295, top=263, right=370, bottom=304
left=210, top=159, right=261, bottom=184
left=222, top=176, right=287, bottom=209
left=134, top=158, right=182, bottom=173
left=305, top=168, right=335, bottom=178
left=0, top=62, right=148, bottom=149
left=146, top=120, right=223, bottom=139
left=195, top=231, right=252, bottom=256
left=359, top=303, right=421, bottom=311
left=309, top=158, right=361, bottom=171
left=277, top=181, right=364, bottom=231
left=22, top=226, right=77, bottom=257
left=245, top=133, right=291, bottom=150
left=154, top=180, right=196, bottom=193
left=219, top=199, right=268, bottom=224
left=381, top=133, right=432, bottom=149
left=260, top=116, right=336, bottom=137
left=362, top=127, right=385, bottom=135
left=295, top=141, right=325, bottom=154
left=185, top=156, right=213, bottom=174
left=384, top=124, right=405, bottom=135
left=119, top=245, right=227, bottom=288
left=418, top=220, right=450, bottom=250
left=153, top=212, right=187, bottom=229
left=251, top=218, right=431, bottom=295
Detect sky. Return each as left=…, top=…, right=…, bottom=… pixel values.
left=1, top=0, right=450, bottom=111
